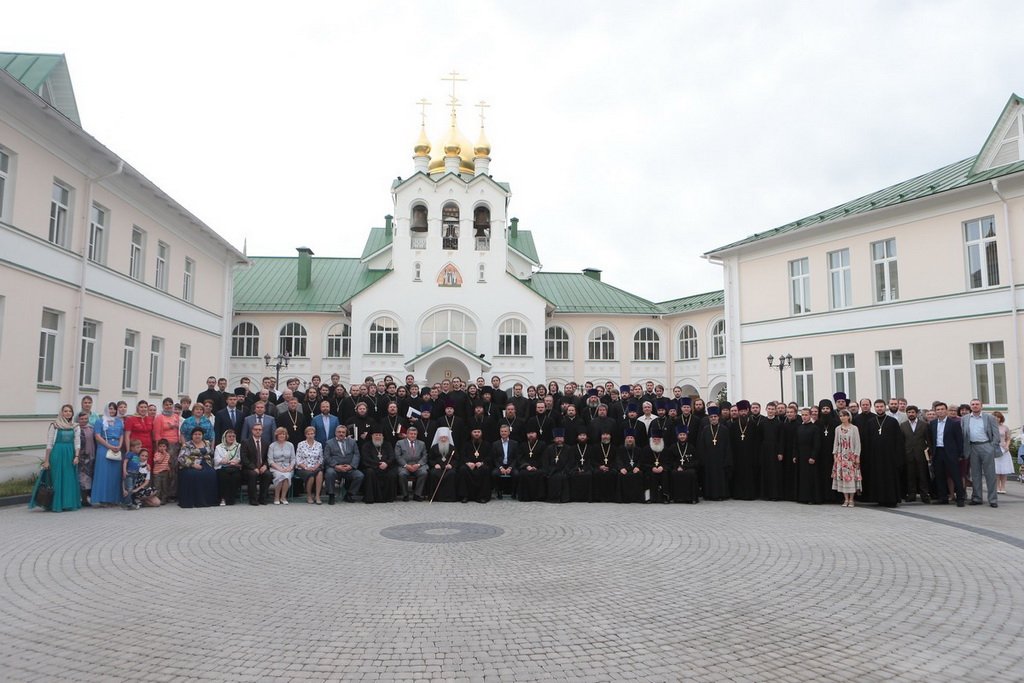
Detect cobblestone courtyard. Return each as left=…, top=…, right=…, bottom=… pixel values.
left=1, top=493, right=1021, bottom=682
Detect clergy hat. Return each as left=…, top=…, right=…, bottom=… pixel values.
left=623, top=428, right=636, bottom=438
left=818, top=398, right=834, bottom=411
left=525, top=425, right=538, bottom=434
left=552, top=427, right=566, bottom=438
left=587, top=388, right=598, bottom=397
left=619, top=385, right=631, bottom=394
left=649, top=426, right=664, bottom=439
left=627, top=402, right=639, bottom=413
left=833, top=392, right=848, bottom=403
left=233, top=387, right=247, bottom=396
left=370, top=424, right=385, bottom=434
left=707, top=406, right=721, bottom=416
left=679, top=397, right=692, bottom=406
left=736, top=400, right=751, bottom=411
left=600, top=426, right=613, bottom=435
left=656, top=398, right=669, bottom=410
left=719, top=401, right=732, bottom=410
left=481, top=387, right=493, bottom=397
left=444, top=400, right=455, bottom=410
left=420, top=403, right=433, bottom=413
left=675, top=424, right=688, bottom=435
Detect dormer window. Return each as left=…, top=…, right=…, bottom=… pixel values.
left=474, top=206, right=490, bottom=250
left=442, top=203, right=459, bottom=250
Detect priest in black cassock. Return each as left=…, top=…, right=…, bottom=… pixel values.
left=862, top=400, right=904, bottom=507
left=780, top=405, right=800, bottom=501
left=758, top=402, right=784, bottom=501
left=793, top=408, right=822, bottom=504
left=457, top=427, right=492, bottom=503
left=728, top=400, right=761, bottom=500
left=543, top=428, right=571, bottom=503
left=697, top=406, right=732, bottom=500
left=591, top=428, right=618, bottom=502
left=515, top=427, right=546, bottom=502
left=360, top=425, right=397, bottom=504
left=568, top=431, right=594, bottom=502
left=616, top=429, right=645, bottom=503
left=640, top=426, right=671, bottom=504
left=669, top=424, right=700, bottom=503
left=347, top=402, right=375, bottom=449
left=816, top=398, right=841, bottom=503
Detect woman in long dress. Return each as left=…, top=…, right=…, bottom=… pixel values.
left=91, top=402, right=124, bottom=506
left=831, top=409, right=862, bottom=507
left=177, top=428, right=218, bottom=508
left=29, top=404, right=81, bottom=512
left=992, top=411, right=1013, bottom=494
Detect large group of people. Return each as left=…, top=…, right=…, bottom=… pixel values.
left=27, top=372, right=1018, bottom=512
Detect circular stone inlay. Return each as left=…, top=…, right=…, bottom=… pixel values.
left=380, top=521, right=505, bottom=544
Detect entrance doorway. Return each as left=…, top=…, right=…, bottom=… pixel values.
left=425, top=357, right=471, bottom=387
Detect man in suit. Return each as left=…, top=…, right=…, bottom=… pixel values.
left=900, top=405, right=931, bottom=504
left=241, top=400, right=276, bottom=443
left=312, top=400, right=339, bottom=448
left=930, top=402, right=965, bottom=507
left=394, top=425, right=428, bottom=501
left=214, top=393, right=245, bottom=446
left=323, top=425, right=363, bottom=504
left=491, top=424, right=520, bottom=500
left=962, top=398, right=1000, bottom=507
left=240, top=422, right=272, bottom=505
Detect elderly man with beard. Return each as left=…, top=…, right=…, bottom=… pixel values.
left=543, top=428, right=571, bottom=503
left=359, top=425, right=396, bottom=504
left=427, top=427, right=458, bottom=502
left=641, top=426, right=671, bottom=503
left=568, top=430, right=594, bottom=502
left=458, top=427, right=492, bottom=504
left=592, top=428, right=618, bottom=502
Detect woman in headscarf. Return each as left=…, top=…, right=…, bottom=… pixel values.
left=91, top=402, right=124, bottom=506
left=29, top=404, right=81, bottom=511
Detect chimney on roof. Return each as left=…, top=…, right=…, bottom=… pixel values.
left=582, top=267, right=601, bottom=281
left=509, top=216, right=519, bottom=238
left=385, top=215, right=393, bottom=238
left=297, top=247, right=314, bottom=290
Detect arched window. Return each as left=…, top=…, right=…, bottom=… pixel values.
left=545, top=325, right=570, bottom=360
left=633, top=327, right=660, bottom=361
left=473, top=206, right=490, bottom=250
left=420, top=309, right=476, bottom=351
left=588, top=326, right=616, bottom=361
left=231, top=322, right=260, bottom=358
left=413, top=262, right=422, bottom=281
left=369, top=317, right=399, bottom=354
left=678, top=325, right=698, bottom=360
left=279, top=322, right=307, bottom=357
left=326, top=323, right=351, bottom=359
left=442, top=203, right=459, bottom=250
left=711, top=320, right=726, bottom=358
left=478, top=262, right=486, bottom=282
left=497, top=318, right=528, bottom=356
left=410, top=205, right=427, bottom=249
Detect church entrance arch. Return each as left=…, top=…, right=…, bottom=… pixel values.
left=425, top=357, right=471, bottom=387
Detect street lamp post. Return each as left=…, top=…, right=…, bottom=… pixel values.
left=767, top=353, right=793, bottom=404
left=264, top=351, right=291, bottom=388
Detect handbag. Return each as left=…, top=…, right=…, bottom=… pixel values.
left=102, top=421, right=122, bottom=461
left=35, top=468, right=54, bottom=509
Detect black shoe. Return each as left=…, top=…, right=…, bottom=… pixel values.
left=413, top=495, right=424, bottom=502
left=364, top=500, right=374, bottom=504
left=478, top=498, right=489, bottom=504
left=343, top=495, right=355, bottom=503
left=904, top=496, right=915, bottom=503
left=956, top=500, right=965, bottom=507
left=249, top=501, right=259, bottom=506
left=328, top=494, right=335, bottom=505
left=461, top=498, right=469, bottom=503
left=990, top=502, right=998, bottom=508
left=920, top=497, right=931, bottom=504
left=259, top=500, right=268, bottom=505
left=403, top=494, right=410, bottom=502
left=969, top=500, right=983, bottom=505
left=932, top=500, right=948, bottom=505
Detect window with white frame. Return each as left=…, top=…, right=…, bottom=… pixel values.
left=38, top=309, right=61, bottom=384
left=964, top=216, right=999, bottom=289
left=326, top=323, right=352, bottom=358
left=182, top=257, right=195, bottom=302
left=149, top=337, right=164, bottom=393
left=420, top=309, right=476, bottom=351
left=827, top=248, right=851, bottom=309
left=633, top=327, right=660, bottom=361
left=278, top=322, right=308, bottom=357
left=177, top=344, right=190, bottom=396
left=678, top=325, right=698, bottom=360
left=544, top=325, right=570, bottom=360
left=88, top=203, right=107, bottom=264
left=49, top=182, right=71, bottom=247
left=710, top=320, right=726, bottom=357
left=122, top=330, right=139, bottom=391
left=79, top=320, right=100, bottom=388
left=793, top=357, right=814, bottom=407
left=831, top=353, right=856, bottom=401
left=971, top=341, right=1007, bottom=405
left=231, top=322, right=260, bottom=357
left=877, top=349, right=904, bottom=400
left=0, top=148, right=10, bottom=221
left=369, top=316, right=399, bottom=354
left=129, top=226, right=145, bottom=281
left=871, top=239, right=899, bottom=302
left=587, top=326, right=616, bottom=361
left=155, top=241, right=169, bottom=291
left=789, top=257, right=811, bottom=314
left=497, top=318, right=528, bottom=356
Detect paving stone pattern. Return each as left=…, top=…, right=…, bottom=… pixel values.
left=1, top=495, right=1021, bottom=682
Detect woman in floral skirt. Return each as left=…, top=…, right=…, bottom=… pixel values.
left=831, top=408, right=862, bottom=507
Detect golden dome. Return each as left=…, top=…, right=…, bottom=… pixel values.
left=474, top=126, right=491, bottom=158
left=413, top=126, right=431, bottom=157
left=428, top=119, right=475, bottom=174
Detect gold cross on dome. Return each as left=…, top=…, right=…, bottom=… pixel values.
left=441, top=70, right=467, bottom=112
left=475, top=100, right=490, bottom=127
left=415, top=98, right=431, bottom=126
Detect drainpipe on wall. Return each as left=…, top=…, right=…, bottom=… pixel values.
left=991, top=179, right=1020, bottom=423
left=69, top=160, right=124, bottom=406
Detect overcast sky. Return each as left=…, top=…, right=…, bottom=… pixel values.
left=6, top=0, right=1024, bottom=302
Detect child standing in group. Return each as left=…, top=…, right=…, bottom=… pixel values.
left=122, top=442, right=160, bottom=509
left=151, top=439, right=172, bottom=504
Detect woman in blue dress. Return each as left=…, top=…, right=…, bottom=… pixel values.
left=29, top=404, right=81, bottom=512
left=91, top=402, right=124, bottom=506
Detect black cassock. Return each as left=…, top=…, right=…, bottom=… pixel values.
left=817, top=414, right=841, bottom=503
left=794, top=422, right=822, bottom=504
left=515, top=439, right=547, bottom=502
left=360, top=442, right=397, bottom=504
left=543, top=444, right=572, bottom=503
left=591, top=442, right=618, bottom=502
left=457, top=440, right=492, bottom=502
left=569, top=444, right=594, bottom=502
left=759, top=417, right=784, bottom=501
left=669, top=440, right=700, bottom=503
left=862, top=413, right=904, bottom=507
left=780, top=418, right=800, bottom=501
left=697, top=423, right=732, bottom=500
left=615, top=446, right=645, bottom=503
left=852, top=412, right=875, bottom=501
left=729, top=417, right=761, bottom=500
left=640, top=446, right=671, bottom=503
left=427, top=444, right=458, bottom=502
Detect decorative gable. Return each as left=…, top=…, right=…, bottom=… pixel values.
left=971, top=94, right=1024, bottom=174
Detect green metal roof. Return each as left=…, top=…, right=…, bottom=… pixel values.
left=658, top=289, right=724, bottom=314
left=525, top=272, right=663, bottom=314
left=0, top=52, right=80, bottom=124
left=360, top=227, right=393, bottom=260
left=508, top=229, right=539, bottom=264
left=234, top=256, right=388, bottom=311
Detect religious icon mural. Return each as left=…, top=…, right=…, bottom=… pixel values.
left=437, top=262, right=463, bottom=287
